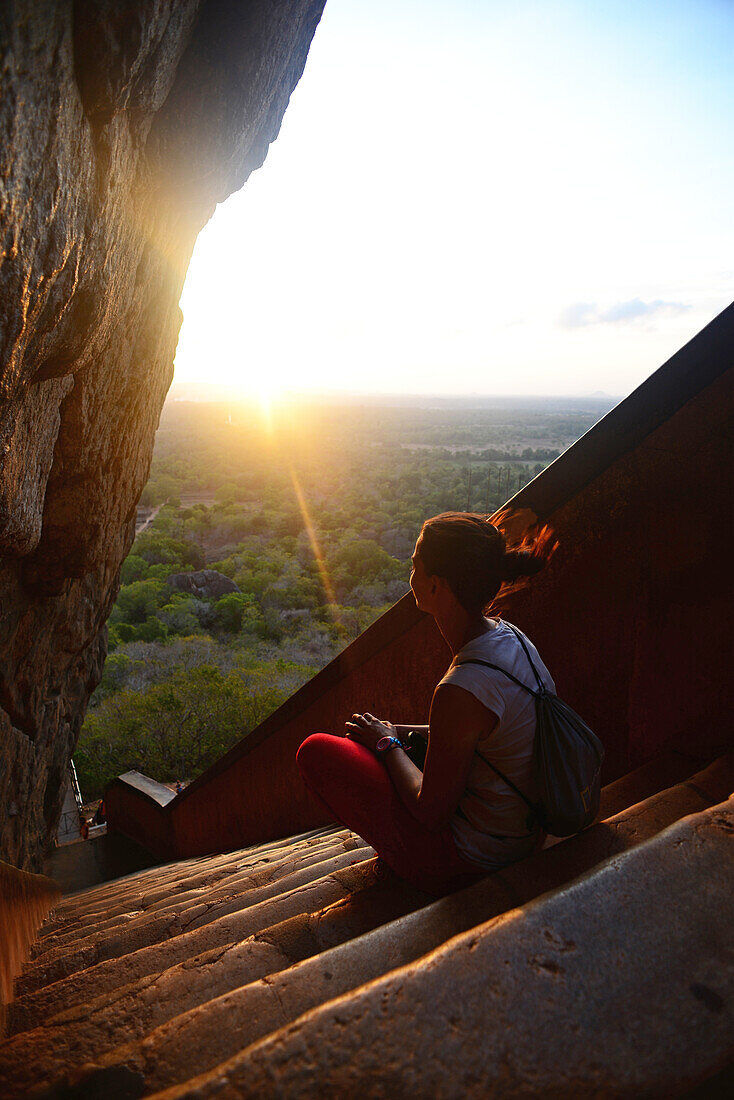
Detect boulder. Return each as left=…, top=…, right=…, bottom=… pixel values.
left=166, top=570, right=240, bottom=600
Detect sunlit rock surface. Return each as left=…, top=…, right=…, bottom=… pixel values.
left=0, top=0, right=325, bottom=869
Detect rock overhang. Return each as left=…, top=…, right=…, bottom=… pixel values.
left=0, top=0, right=326, bottom=869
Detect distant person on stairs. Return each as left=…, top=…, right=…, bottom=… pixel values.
left=297, top=511, right=557, bottom=896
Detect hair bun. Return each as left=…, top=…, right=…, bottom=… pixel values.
left=500, top=549, right=544, bottom=583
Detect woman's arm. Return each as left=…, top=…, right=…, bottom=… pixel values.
left=393, top=724, right=429, bottom=739
left=345, top=686, right=497, bottom=830
left=386, top=685, right=497, bottom=829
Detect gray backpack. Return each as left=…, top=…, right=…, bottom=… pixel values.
left=456, top=623, right=605, bottom=837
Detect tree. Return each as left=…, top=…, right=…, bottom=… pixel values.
left=111, top=580, right=165, bottom=625
left=214, top=482, right=238, bottom=504
left=120, top=554, right=149, bottom=584
left=134, top=532, right=204, bottom=570
left=159, top=594, right=205, bottom=636
left=214, top=592, right=249, bottom=633
left=75, top=667, right=286, bottom=798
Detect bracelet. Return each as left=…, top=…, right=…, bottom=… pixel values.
left=375, top=735, right=405, bottom=755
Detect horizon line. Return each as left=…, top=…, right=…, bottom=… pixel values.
left=167, top=383, right=622, bottom=402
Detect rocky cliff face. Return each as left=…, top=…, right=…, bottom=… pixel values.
left=0, top=0, right=325, bottom=869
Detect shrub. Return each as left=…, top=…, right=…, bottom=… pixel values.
left=75, top=666, right=286, bottom=798
left=134, top=532, right=204, bottom=570
left=110, top=580, right=166, bottom=625
left=120, top=555, right=149, bottom=584
left=213, top=592, right=249, bottom=633
left=159, top=595, right=202, bottom=636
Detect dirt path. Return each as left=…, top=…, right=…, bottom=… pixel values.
left=135, top=503, right=163, bottom=535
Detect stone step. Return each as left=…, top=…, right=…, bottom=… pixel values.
left=41, top=826, right=337, bottom=926
left=596, top=749, right=705, bottom=819
left=4, top=754, right=729, bottom=1099
left=41, top=826, right=339, bottom=933
left=514, top=751, right=732, bottom=899
left=9, top=751, right=684, bottom=1039
left=147, top=795, right=734, bottom=1100
left=21, top=753, right=731, bottom=1100
left=17, top=840, right=371, bottom=995
left=7, top=868, right=421, bottom=1042
left=0, top=875, right=430, bottom=1100
left=7, top=857, right=378, bottom=1033
left=0, top=857, right=379, bottom=1100
left=33, top=830, right=355, bottom=957
left=40, top=829, right=339, bottom=941
left=61, top=754, right=732, bottom=1097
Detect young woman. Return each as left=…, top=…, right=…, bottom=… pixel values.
left=296, top=511, right=556, bottom=895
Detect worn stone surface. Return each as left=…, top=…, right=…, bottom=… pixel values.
left=0, top=863, right=382, bottom=1099
left=17, top=840, right=370, bottom=994
left=41, top=827, right=336, bottom=930
left=593, top=749, right=703, bottom=821
left=148, top=798, right=734, bottom=1100
left=2, top=876, right=412, bottom=1094
left=9, top=854, right=377, bottom=1038
left=27, top=834, right=366, bottom=969
left=8, top=828, right=342, bottom=1031
left=0, top=0, right=325, bottom=871
left=31, top=829, right=357, bottom=957
left=62, top=757, right=733, bottom=1095
left=5, top=757, right=729, bottom=1099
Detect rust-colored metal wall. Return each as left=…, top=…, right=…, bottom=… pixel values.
left=105, top=780, right=179, bottom=861
left=506, top=363, right=734, bottom=779
left=0, top=862, right=59, bottom=1034
left=107, top=313, right=734, bottom=859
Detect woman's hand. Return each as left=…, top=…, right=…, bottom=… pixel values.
left=344, top=712, right=397, bottom=752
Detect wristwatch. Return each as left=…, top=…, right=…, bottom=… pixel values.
left=375, top=735, right=404, bottom=756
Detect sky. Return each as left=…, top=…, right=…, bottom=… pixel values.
left=173, top=0, right=734, bottom=399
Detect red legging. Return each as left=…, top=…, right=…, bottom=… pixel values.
left=296, top=732, right=483, bottom=896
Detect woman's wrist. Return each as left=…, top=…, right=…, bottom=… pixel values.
left=375, top=734, right=406, bottom=756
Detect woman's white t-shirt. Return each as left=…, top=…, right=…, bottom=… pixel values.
left=440, top=618, right=555, bottom=872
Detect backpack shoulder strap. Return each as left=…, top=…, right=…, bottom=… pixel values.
left=503, top=621, right=545, bottom=691
left=454, top=657, right=538, bottom=697
left=451, top=656, right=539, bottom=817
left=472, top=747, right=538, bottom=815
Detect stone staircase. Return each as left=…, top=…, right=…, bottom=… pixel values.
left=1, top=753, right=732, bottom=1098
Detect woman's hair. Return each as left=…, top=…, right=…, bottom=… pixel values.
left=417, top=511, right=556, bottom=613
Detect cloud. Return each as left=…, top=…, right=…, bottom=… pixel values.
left=558, top=302, right=598, bottom=328
left=559, top=298, right=690, bottom=329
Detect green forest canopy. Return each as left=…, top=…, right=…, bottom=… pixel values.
left=74, top=395, right=613, bottom=797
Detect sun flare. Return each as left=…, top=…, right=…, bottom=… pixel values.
left=287, top=464, right=341, bottom=625
left=256, top=386, right=276, bottom=432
